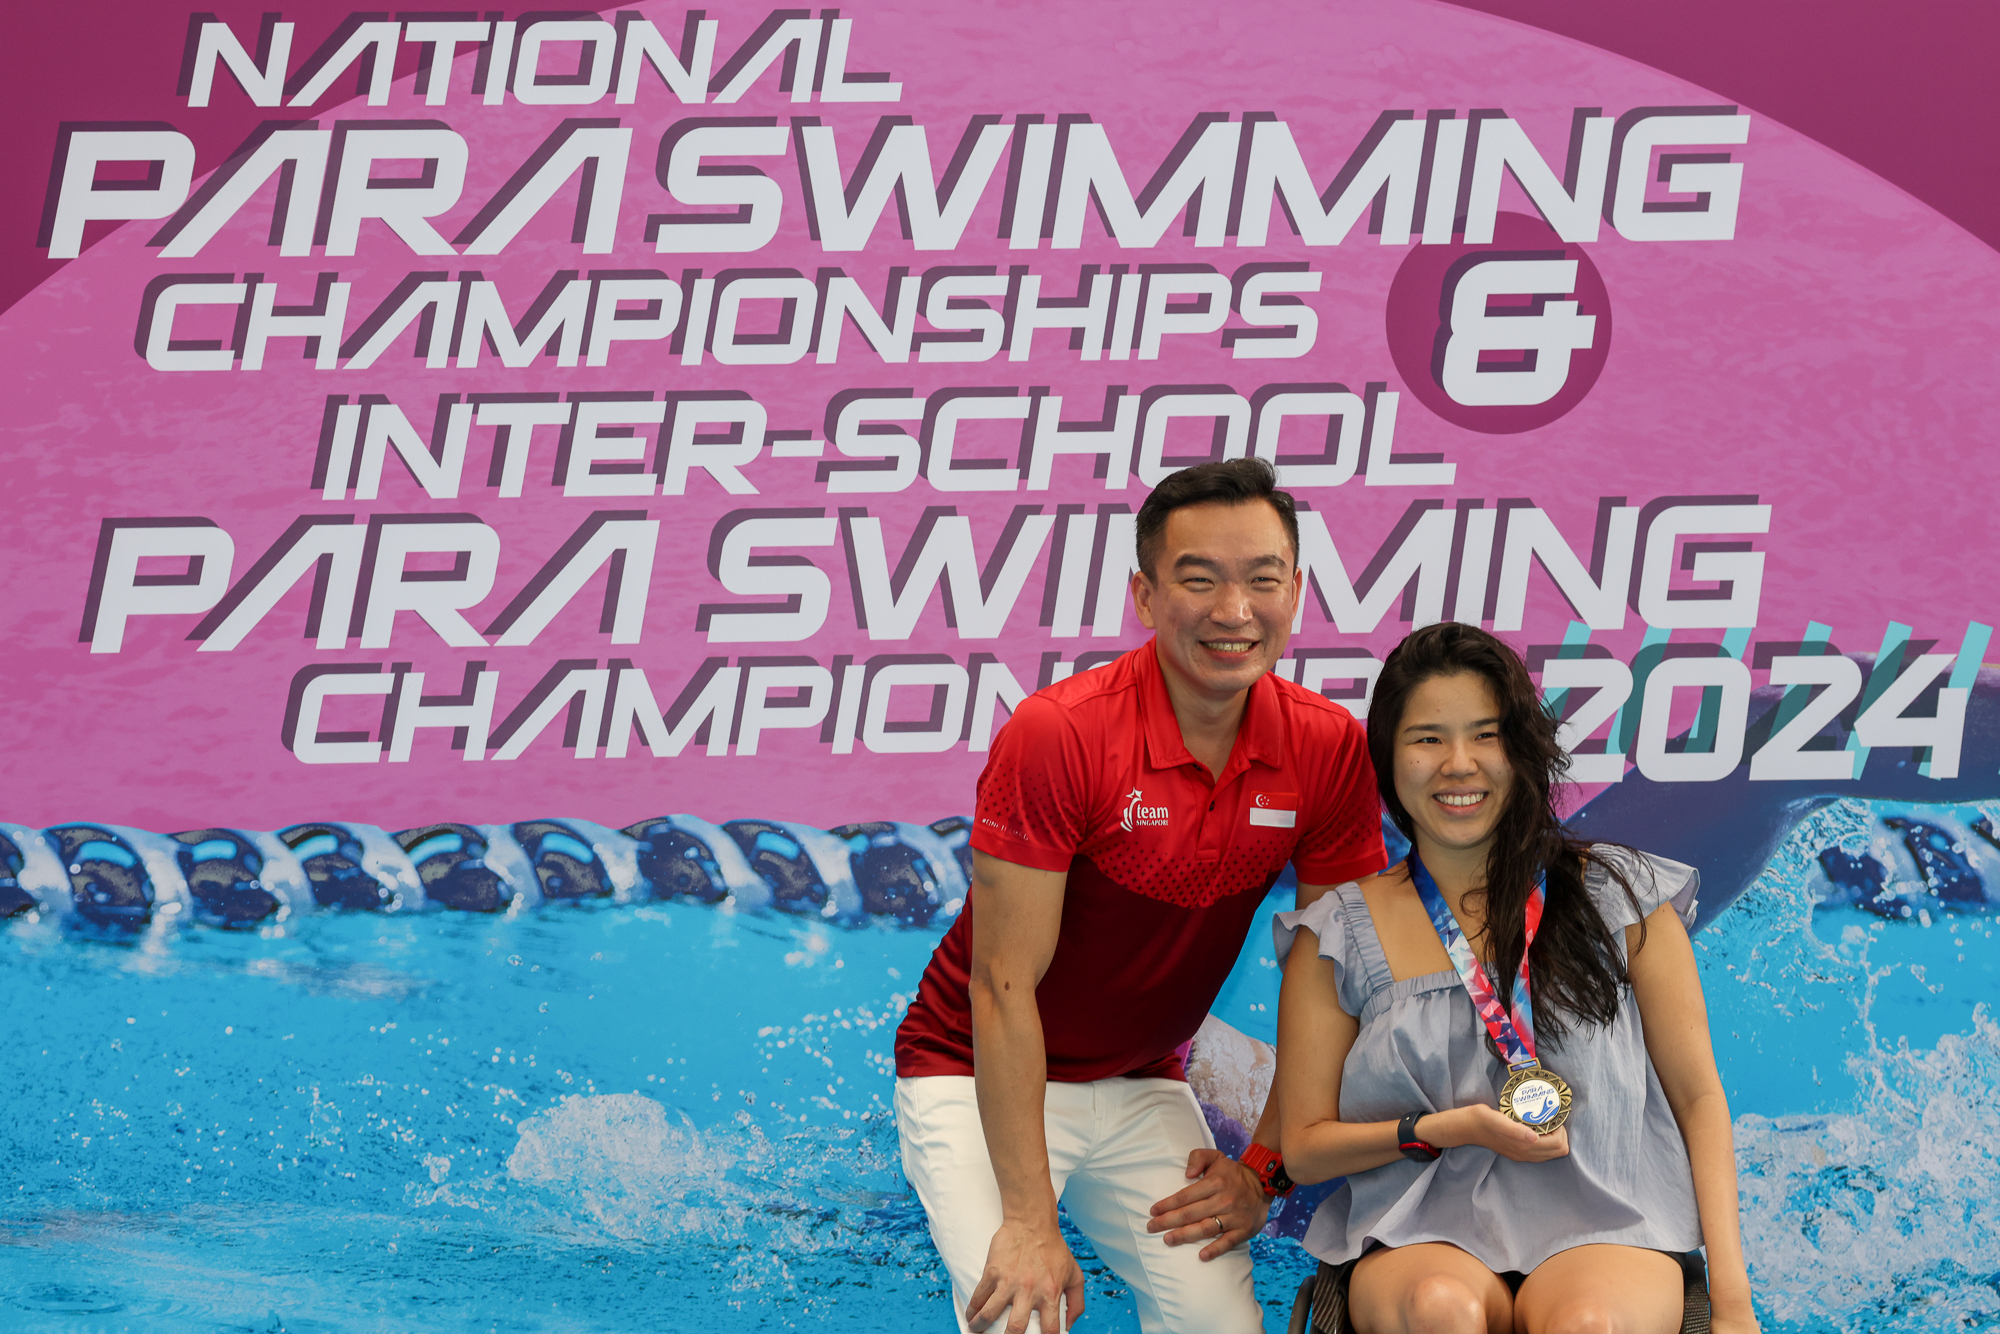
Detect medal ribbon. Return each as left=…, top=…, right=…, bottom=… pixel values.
left=1407, top=851, right=1544, bottom=1071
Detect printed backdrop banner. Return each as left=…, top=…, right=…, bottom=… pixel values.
left=6, top=5, right=2000, bottom=1332
left=5, top=0, right=1993, bottom=844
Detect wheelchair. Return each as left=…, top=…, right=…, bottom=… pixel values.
left=1287, top=1250, right=1712, bottom=1334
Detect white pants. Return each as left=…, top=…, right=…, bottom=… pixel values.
left=895, top=1075, right=1262, bottom=1334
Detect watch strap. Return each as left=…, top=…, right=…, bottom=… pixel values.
left=1396, top=1111, right=1441, bottom=1162
left=1239, top=1141, right=1295, bottom=1197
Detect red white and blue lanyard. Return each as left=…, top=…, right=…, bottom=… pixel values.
left=1407, top=851, right=1545, bottom=1072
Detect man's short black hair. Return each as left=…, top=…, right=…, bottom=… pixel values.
left=1134, top=457, right=1300, bottom=578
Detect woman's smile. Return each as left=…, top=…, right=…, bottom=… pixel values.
left=1395, top=672, right=1514, bottom=864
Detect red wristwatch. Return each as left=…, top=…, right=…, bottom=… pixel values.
left=1239, top=1142, right=1295, bottom=1197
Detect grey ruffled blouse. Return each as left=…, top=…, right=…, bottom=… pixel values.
left=1272, top=846, right=1706, bottom=1273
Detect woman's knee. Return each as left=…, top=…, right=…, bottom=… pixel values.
left=1403, top=1273, right=1492, bottom=1332
left=1536, top=1304, right=1618, bottom=1334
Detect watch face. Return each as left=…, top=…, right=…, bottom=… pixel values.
left=1241, top=1145, right=1290, bottom=1194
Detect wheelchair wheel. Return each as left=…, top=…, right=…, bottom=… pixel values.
left=1286, top=1260, right=1356, bottom=1334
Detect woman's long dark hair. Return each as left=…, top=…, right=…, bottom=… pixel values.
left=1367, top=622, right=1641, bottom=1044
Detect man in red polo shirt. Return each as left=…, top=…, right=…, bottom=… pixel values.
left=894, top=458, right=1385, bottom=1334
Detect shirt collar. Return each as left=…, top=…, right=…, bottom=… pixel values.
left=1137, top=638, right=1289, bottom=779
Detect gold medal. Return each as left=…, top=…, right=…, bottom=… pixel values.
left=1408, top=854, right=1573, bottom=1134
left=1499, top=1064, right=1572, bottom=1136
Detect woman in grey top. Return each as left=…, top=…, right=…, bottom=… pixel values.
left=1274, top=624, right=1757, bottom=1334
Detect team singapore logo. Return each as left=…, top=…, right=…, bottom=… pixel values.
left=1121, top=790, right=1170, bottom=832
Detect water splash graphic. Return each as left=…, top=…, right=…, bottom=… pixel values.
left=1696, top=799, right=2000, bottom=1332
left=4, top=798, right=2000, bottom=1331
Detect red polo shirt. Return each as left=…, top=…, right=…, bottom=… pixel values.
left=895, top=639, right=1383, bottom=1083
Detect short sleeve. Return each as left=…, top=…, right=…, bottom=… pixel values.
left=1292, top=714, right=1386, bottom=885
left=1584, top=845, right=1700, bottom=931
left=968, top=694, right=1091, bottom=873
left=1272, top=888, right=1368, bottom=1017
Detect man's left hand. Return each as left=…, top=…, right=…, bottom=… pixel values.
left=1145, top=1149, right=1271, bottom=1260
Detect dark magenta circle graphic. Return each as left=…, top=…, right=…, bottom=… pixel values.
left=1384, top=211, right=1613, bottom=434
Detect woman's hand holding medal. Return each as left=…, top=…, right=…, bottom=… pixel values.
left=1405, top=851, right=1577, bottom=1136
left=1412, top=1103, right=1570, bottom=1163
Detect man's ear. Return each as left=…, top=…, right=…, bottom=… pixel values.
left=1131, top=569, right=1157, bottom=630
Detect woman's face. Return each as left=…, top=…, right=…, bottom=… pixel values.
left=1393, top=671, right=1514, bottom=863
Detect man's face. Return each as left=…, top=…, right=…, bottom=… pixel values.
left=1131, top=500, right=1302, bottom=707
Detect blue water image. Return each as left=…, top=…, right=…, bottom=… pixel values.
left=1688, top=798, right=2000, bottom=1333
left=3, top=802, right=1999, bottom=1333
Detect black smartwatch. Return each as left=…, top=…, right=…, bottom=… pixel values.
left=1397, top=1111, right=1441, bottom=1162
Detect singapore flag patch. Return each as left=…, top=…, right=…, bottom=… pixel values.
left=1248, top=792, right=1298, bottom=828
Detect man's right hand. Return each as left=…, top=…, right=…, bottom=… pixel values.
left=965, top=1217, right=1087, bottom=1334
left=1422, top=1104, right=1570, bottom=1163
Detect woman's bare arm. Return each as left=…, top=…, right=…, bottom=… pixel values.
left=1244, top=881, right=1340, bottom=1156
left=1628, top=903, right=1760, bottom=1334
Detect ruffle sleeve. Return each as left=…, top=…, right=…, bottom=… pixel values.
left=1583, top=845, right=1700, bottom=932
left=1273, top=885, right=1371, bottom=1017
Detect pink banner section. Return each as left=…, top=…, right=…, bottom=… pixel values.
left=2, top=0, right=1995, bottom=840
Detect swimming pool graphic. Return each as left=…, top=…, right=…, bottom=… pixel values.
left=3, top=797, right=1999, bottom=1333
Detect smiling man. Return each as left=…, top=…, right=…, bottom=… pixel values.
left=893, top=459, right=1386, bottom=1334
